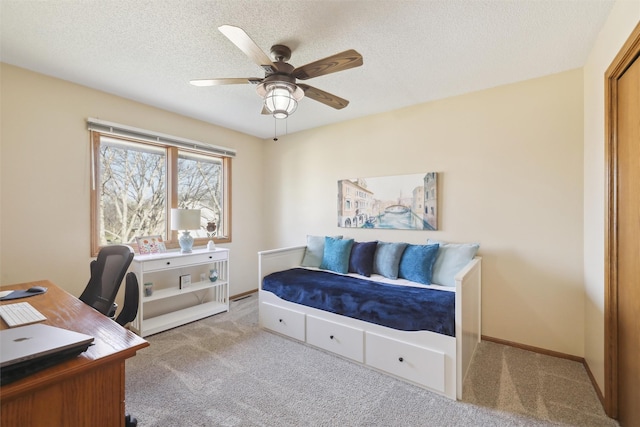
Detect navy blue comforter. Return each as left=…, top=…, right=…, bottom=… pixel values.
left=262, top=268, right=455, bottom=336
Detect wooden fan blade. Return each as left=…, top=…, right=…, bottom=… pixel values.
left=293, top=49, right=363, bottom=80
left=298, top=84, right=349, bottom=109
left=190, top=78, right=262, bottom=87
left=218, top=25, right=276, bottom=72
left=261, top=105, right=270, bottom=115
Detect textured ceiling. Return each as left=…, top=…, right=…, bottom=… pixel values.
left=1, top=0, right=614, bottom=140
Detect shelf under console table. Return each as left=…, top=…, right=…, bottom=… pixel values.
left=130, top=248, right=230, bottom=337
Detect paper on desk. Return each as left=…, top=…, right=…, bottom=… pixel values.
left=0, top=290, right=15, bottom=298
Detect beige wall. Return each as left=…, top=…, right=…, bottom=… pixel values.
left=262, top=69, right=585, bottom=356
left=583, top=5, right=640, bottom=394
left=0, top=63, right=265, bottom=299
left=3, top=3, right=635, bottom=372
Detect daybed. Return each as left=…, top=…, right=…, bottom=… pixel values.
left=258, top=238, right=481, bottom=400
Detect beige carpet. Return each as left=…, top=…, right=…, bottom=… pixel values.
left=463, top=340, right=616, bottom=426
left=125, top=294, right=617, bottom=426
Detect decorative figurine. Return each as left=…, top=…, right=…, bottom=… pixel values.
left=206, top=221, right=217, bottom=250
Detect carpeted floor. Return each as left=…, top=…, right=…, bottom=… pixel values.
left=125, top=294, right=617, bottom=426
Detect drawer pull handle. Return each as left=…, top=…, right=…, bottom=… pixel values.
left=166, top=262, right=171, bottom=265
left=329, top=335, right=334, bottom=340
left=398, top=357, right=404, bottom=363
left=279, top=319, right=283, bottom=323
left=209, top=256, right=213, bottom=259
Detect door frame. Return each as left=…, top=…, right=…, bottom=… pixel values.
left=604, top=21, right=640, bottom=419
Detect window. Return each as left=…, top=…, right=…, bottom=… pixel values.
left=90, top=128, right=232, bottom=255
left=177, top=151, right=225, bottom=238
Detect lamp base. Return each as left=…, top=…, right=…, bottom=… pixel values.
left=179, top=231, right=194, bottom=253
left=207, top=240, right=216, bottom=251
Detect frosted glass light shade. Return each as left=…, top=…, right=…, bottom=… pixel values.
left=259, top=82, right=305, bottom=119
left=265, top=86, right=297, bottom=119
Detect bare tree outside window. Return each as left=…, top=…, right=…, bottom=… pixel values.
left=99, top=138, right=166, bottom=245
left=91, top=132, right=231, bottom=255
left=177, top=152, right=223, bottom=238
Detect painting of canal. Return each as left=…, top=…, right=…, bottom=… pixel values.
left=337, top=172, right=438, bottom=230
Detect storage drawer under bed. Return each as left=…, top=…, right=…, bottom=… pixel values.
left=306, top=315, right=364, bottom=362
left=365, top=331, right=446, bottom=393
left=260, top=301, right=306, bottom=341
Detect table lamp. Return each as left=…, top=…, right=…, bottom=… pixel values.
left=171, top=208, right=201, bottom=253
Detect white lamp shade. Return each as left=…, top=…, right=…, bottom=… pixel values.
left=171, top=208, right=201, bottom=231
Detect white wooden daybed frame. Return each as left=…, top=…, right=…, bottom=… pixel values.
left=258, top=245, right=481, bottom=400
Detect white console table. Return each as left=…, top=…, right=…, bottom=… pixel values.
left=130, top=248, right=229, bottom=337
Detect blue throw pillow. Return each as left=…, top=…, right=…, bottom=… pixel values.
left=398, top=244, right=440, bottom=285
left=427, top=239, right=480, bottom=287
left=348, top=241, right=378, bottom=276
left=373, top=242, right=408, bottom=279
left=301, top=235, right=342, bottom=267
left=320, top=237, right=354, bottom=274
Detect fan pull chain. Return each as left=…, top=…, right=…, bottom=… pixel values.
left=273, top=117, right=278, bottom=141
left=272, top=116, right=290, bottom=141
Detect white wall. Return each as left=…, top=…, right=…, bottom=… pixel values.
left=262, top=69, right=585, bottom=356
left=583, top=4, right=640, bottom=394
left=0, top=63, right=265, bottom=299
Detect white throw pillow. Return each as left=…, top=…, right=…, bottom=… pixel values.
left=427, top=239, right=479, bottom=287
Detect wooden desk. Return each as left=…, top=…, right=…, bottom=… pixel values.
left=0, top=280, right=149, bottom=427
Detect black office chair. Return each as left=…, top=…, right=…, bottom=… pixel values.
left=115, top=272, right=139, bottom=326
left=80, top=245, right=140, bottom=427
left=79, top=245, right=134, bottom=317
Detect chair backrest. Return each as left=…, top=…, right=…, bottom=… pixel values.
left=79, top=245, right=134, bottom=316
left=115, top=272, right=139, bottom=326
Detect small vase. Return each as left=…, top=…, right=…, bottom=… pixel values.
left=209, top=268, right=218, bottom=282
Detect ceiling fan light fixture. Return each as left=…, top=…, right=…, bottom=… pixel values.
left=262, top=82, right=304, bottom=119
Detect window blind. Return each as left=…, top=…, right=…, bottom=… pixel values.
left=86, top=118, right=237, bottom=158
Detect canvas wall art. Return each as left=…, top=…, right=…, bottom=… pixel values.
left=337, top=172, right=438, bottom=230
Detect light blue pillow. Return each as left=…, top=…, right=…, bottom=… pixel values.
left=398, top=244, right=440, bottom=285
left=320, top=237, right=354, bottom=274
left=373, top=242, right=408, bottom=279
left=301, top=235, right=342, bottom=267
left=427, top=239, right=479, bottom=287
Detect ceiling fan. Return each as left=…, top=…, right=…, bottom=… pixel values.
left=190, top=25, right=363, bottom=119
